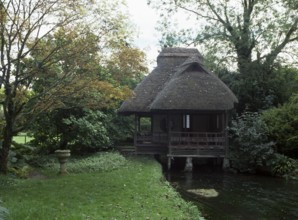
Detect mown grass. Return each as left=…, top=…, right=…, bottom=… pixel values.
left=0, top=152, right=203, bottom=220
left=12, top=133, right=34, bottom=144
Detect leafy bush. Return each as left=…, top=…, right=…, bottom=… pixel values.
left=43, top=152, right=127, bottom=173
left=29, top=111, right=64, bottom=154
left=30, top=108, right=134, bottom=155
left=229, top=112, right=275, bottom=173
left=0, top=200, right=9, bottom=220
left=262, top=94, right=298, bottom=157
left=268, top=153, right=297, bottom=177
left=8, top=142, right=35, bottom=165
left=63, top=109, right=111, bottom=153
left=104, top=112, right=134, bottom=146
left=8, top=166, right=32, bottom=179
left=4, top=141, right=35, bottom=178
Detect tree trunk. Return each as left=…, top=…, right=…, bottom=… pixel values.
left=0, top=90, right=15, bottom=174
left=0, top=124, right=13, bottom=174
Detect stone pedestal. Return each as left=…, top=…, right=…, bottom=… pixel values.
left=55, top=149, right=71, bottom=175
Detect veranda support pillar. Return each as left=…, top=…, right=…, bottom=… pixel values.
left=184, top=157, right=193, bottom=172
left=222, top=110, right=230, bottom=169
left=223, top=158, right=230, bottom=169
left=134, top=115, right=139, bottom=149
left=167, top=157, right=172, bottom=170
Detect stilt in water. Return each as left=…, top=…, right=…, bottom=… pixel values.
left=184, top=157, right=193, bottom=172
left=167, top=157, right=172, bottom=170
left=223, top=157, right=230, bottom=169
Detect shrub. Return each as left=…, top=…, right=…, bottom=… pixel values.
left=5, top=142, right=34, bottom=178
left=30, top=108, right=134, bottom=155
left=8, top=166, right=32, bottom=179
left=0, top=200, right=9, bottom=220
left=262, top=94, right=298, bottom=157
left=63, top=109, right=111, bottom=153
left=229, top=112, right=275, bottom=173
left=104, top=112, right=134, bottom=146
left=268, top=153, right=297, bottom=177
left=43, top=151, right=127, bottom=173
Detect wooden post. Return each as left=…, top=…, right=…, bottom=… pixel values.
left=184, top=157, right=193, bottom=172
left=167, top=113, right=171, bottom=155
left=168, top=157, right=172, bottom=170
left=167, top=114, right=170, bottom=146
left=150, top=115, right=153, bottom=135
left=223, top=111, right=230, bottom=169
left=134, top=115, right=138, bottom=150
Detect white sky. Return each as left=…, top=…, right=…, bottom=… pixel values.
left=126, top=0, right=161, bottom=68
left=125, top=0, right=199, bottom=70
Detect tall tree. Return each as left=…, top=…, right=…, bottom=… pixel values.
left=149, top=0, right=298, bottom=111
left=0, top=0, right=134, bottom=174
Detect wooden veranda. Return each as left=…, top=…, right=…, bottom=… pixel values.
left=135, top=131, right=227, bottom=158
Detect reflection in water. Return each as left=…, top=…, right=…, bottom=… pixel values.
left=166, top=170, right=298, bottom=220
left=187, top=188, right=219, bottom=198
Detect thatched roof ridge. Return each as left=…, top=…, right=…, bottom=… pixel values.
left=118, top=47, right=237, bottom=114
left=150, top=55, right=237, bottom=111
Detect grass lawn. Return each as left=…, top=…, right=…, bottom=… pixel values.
left=0, top=152, right=203, bottom=220
left=12, top=133, right=34, bottom=144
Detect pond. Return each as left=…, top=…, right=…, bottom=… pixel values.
left=165, top=169, right=298, bottom=220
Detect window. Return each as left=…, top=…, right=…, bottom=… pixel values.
left=139, top=117, right=152, bottom=133
left=183, top=114, right=190, bottom=129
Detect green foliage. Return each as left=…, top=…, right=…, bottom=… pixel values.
left=63, top=109, right=110, bottom=153
left=30, top=108, right=135, bottom=155
left=4, top=142, right=34, bottom=168
left=0, top=0, right=141, bottom=174
left=262, top=94, right=298, bottom=157
left=5, top=142, right=34, bottom=178
left=272, top=67, right=298, bottom=104
left=216, top=66, right=298, bottom=113
left=268, top=154, right=297, bottom=177
left=104, top=112, right=134, bottom=146
left=229, top=112, right=275, bottom=173
left=29, top=111, right=61, bottom=154
left=0, top=200, right=9, bottom=220
left=8, top=166, right=32, bottom=179
left=42, top=152, right=127, bottom=174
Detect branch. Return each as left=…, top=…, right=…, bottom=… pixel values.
left=175, top=3, right=219, bottom=22
left=264, top=18, right=298, bottom=67
left=205, top=0, right=239, bottom=44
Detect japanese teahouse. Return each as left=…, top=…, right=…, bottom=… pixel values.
left=118, top=48, right=238, bottom=169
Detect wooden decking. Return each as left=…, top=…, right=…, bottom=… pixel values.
left=135, top=132, right=227, bottom=157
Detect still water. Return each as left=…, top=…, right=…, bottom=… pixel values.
left=166, top=169, right=298, bottom=220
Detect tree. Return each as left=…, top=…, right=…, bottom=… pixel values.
left=106, top=45, right=148, bottom=88
left=28, top=37, right=146, bottom=154
left=148, top=0, right=298, bottom=111
left=0, top=0, right=134, bottom=174
left=28, top=43, right=147, bottom=154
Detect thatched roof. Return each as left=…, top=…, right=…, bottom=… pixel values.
left=118, top=48, right=237, bottom=114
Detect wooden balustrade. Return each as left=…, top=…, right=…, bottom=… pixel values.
left=135, top=131, right=226, bottom=157
left=168, top=132, right=226, bottom=157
